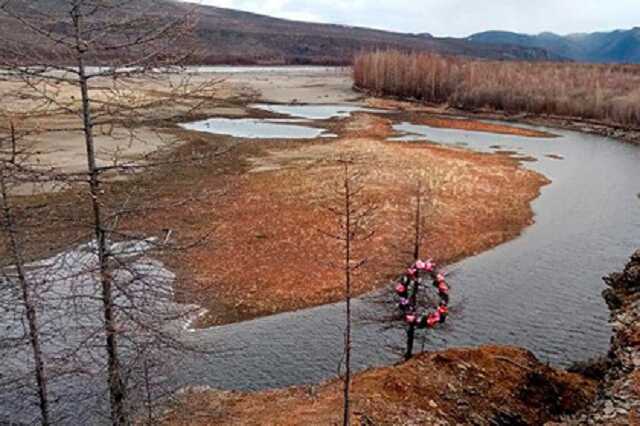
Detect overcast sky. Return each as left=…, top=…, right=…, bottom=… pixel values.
left=188, top=0, right=640, bottom=37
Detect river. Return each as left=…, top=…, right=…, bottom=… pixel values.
left=2, top=106, right=639, bottom=424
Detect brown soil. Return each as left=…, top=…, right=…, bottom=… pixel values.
left=153, top=113, right=549, bottom=326
left=160, top=346, right=596, bottom=425
left=366, top=95, right=640, bottom=146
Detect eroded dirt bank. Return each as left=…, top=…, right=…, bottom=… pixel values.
left=161, top=346, right=595, bottom=425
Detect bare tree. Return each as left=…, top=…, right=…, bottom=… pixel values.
left=0, top=1, right=223, bottom=424
left=320, top=158, right=376, bottom=426
left=397, top=182, right=451, bottom=361
left=0, top=122, right=52, bottom=425
left=360, top=175, right=455, bottom=362
left=404, top=182, right=425, bottom=360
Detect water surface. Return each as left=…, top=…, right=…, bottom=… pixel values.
left=180, top=118, right=330, bottom=139
left=251, top=103, right=385, bottom=120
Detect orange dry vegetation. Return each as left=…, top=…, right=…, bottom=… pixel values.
left=160, top=346, right=596, bottom=425
left=179, top=114, right=548, bottom=326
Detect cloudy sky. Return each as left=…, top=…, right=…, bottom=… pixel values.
left=189, top=0, right=640, bottom=37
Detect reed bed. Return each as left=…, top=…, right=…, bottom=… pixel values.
left=353, top=51, right=640, bottom=128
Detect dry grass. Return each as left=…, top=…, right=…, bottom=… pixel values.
left=160, top=345, right=596, bottom=425
left=354, top=51, right=640, bottom=129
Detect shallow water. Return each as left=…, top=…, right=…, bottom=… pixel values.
left=180, top=118, right=330, bottom=139
left=387, top=122, right=640, bottom=362
left=180, top=104, right=387, bottom=139
left=0, top=241, right=191, bottom=424
left=250, top=103, right=386, bottom=120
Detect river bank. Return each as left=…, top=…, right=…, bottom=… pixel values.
left=160, top=252, right=640, bottom=425
left=172, top=112, right=548, bottom=327
left=161, top=346, right=595, bottom=425
left=3, top=67, right=640, bottom=424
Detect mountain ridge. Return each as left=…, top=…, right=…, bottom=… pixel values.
left=467, top=28, right=640, bottom=63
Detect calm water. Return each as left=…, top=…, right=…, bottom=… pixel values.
left=179, top=118, right=330, bottom=139
left=250, top=103, right=385, bottom=120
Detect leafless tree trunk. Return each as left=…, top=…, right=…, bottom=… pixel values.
left=321, top=158, right=376, bottom=426
left=342, top=161, right=353, bottom=426
left=405, top=183, right=423, bottom=361
left=363, top=176, right=453, bottom=361
left=0, top=123, right=50, bottom=425
left=69, top=6, right=129, bottom=422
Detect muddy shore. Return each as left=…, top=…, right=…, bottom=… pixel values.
left=175, top=112, right=547, bottom=327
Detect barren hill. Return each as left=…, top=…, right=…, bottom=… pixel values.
left=0, top=0, right=559, bottom=65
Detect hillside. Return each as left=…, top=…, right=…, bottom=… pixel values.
left=468, top=28, right=640, bottom=63
left=0, top=0, right=558, bottom=65
left=186, top=3, right=561, bottom=64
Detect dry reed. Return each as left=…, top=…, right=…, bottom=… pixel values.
left=353, top=51, right=640, bottom=129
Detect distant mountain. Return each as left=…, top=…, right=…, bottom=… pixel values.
left=467, top=28, right=640, bottom=63
left=0, top=0, right=559, bottom=65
